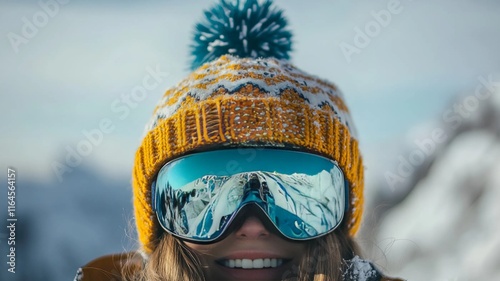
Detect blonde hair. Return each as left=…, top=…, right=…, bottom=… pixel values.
left=122, top=230, right=359, bottom=281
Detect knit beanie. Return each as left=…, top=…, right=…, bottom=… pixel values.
left=132, top=0, right=364, bottom=255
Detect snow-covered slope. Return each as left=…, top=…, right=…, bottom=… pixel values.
left=361, top=87, right=500, bottom=280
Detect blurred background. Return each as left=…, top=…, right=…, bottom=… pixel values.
left=1, top=0, right=499, bottom=280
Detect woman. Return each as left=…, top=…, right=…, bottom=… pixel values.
left=75, top=1, right=404, bottom=280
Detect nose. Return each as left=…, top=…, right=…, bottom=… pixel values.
left=234, top=215, right=270, bottom=239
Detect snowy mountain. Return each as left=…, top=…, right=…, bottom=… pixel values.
left=360, top=86, right=500, bottom=280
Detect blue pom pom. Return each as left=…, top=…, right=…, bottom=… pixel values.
left=190, top=0, right=293, bottom=70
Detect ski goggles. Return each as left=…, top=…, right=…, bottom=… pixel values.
left=151, top=148, right=347, bottom=243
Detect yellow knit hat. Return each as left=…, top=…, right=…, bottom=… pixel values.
left=132, top=0, right=363, bottom=255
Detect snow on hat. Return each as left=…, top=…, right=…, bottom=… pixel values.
left=132, top=0, right=364, bottom=254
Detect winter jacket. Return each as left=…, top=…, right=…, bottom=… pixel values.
left=74, top=252, right=405, bottom=281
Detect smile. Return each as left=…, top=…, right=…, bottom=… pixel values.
left=219, top=258, right=286, bottom=269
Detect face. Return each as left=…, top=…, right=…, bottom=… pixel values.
left=184, top=214, right=307, bottom=281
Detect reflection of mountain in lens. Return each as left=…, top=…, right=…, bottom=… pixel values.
left=169, top=174, right=245, bottom=238
left=262, top=171, right=325, bottom=237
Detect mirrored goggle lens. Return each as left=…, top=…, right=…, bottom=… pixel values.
left=152, top=149, right=346, bottom=242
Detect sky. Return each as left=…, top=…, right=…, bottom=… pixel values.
left=1, top=0, right=499, bottom=182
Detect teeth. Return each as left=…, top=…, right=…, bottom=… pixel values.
left=253, top=259, right=264, bottom=268
left=242, top=259, right=252, bottom=269
left=223, top=258, right=284, bottom=269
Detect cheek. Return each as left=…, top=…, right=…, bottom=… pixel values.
left=291, top=243, right=308, bottom=260
left=184, top=241, right=220, bottom=252
left=183, top=241, right=204, bottom=252
left=183, top=242, right=224, bottom=280
left=183, top=242, right=217, bottom=263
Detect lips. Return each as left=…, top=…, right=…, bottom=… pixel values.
left=215, top=255, right=291, bottom=281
